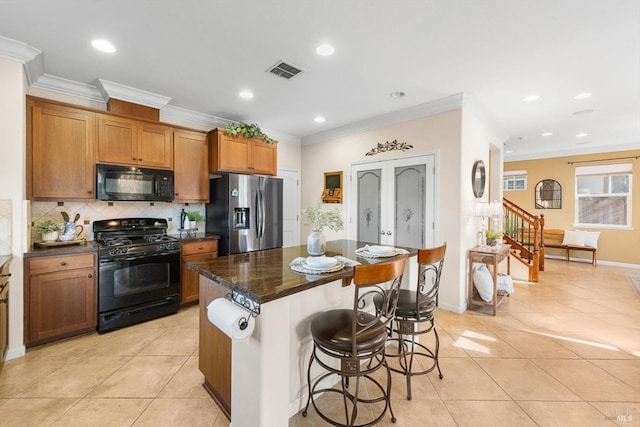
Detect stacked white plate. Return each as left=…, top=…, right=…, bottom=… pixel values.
left=303, top=256, right=338, bottom=270
left=366, top=245, right=394, bottom=256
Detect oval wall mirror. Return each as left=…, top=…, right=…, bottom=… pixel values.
left=472, top=160, right=486, bottom=198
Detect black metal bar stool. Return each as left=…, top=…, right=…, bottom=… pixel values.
left=302, top=255, right=408, bottom=427
left=383, top=243, right=446, bottom=400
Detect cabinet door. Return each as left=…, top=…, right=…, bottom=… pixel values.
left=250, top=139, right=277, bottom=175
left=174, top=130, right=209, bottom=202
left=97, top=114, right=138, bottom=166
left=181, top=240, right=218, bottom=304
left=29, top=101, right=96, bottom=200
left=138, top=123, right=173, bottom=169
left=0, top=288, right=7, bottom=365
left=212, top=134, right=250, bottom=173
left=28, top=267, right=96, bottom=344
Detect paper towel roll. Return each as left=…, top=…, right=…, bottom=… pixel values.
left=207, top=298, right=255, bottom=340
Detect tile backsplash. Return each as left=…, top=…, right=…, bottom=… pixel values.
left=30, top=201, right=205, bottom=242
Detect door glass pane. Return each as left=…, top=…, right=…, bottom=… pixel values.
left=357, top=169, right=381, bottom=243
left=394, top=165, right=426, bottom=248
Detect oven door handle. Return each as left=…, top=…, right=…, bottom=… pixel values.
left=100, top=251, right=180, bottom=264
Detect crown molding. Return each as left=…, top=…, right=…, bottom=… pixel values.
left=97, top=79, right=171, bottom=109
left=504, top=141, right=640, bottom=162
left=161, top=105, right=233, bottom=132
left=31, top=74, right=105, bottom=103
left=301, top=93, right=465, bottom=145
left=0, top=35, right=40, bottom=64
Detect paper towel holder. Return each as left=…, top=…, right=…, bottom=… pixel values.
left=228, top=288, right=260, bottom=317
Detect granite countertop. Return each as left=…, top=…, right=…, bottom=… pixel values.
left=171, top=232, right=221, bottom=242
left=24, top=240, right=99, bottom=258
left=187, top=239, right=417, bottom=305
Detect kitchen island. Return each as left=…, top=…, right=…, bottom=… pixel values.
left=187, top=240, right=418, bottom=427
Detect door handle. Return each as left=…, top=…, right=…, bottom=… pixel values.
left=380, top=230, right=385, bottom=235
left=386, top=231, right=392, bottom=235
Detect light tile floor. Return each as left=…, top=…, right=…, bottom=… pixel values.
left=1, top=259, right=638, bottom=426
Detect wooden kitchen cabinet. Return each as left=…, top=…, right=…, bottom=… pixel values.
left=98, top=114, right=173, bottom=169
left=24, top=252, right=97, bottom=347
left=208, top=128, right=277, bottom=176
left=174, top=129, right=209, bottom=202
left=27, top=97, right=96, bottom=200
left=0, top=258, right=10, bottom=369
left=181, top=239, right=218, bottom=304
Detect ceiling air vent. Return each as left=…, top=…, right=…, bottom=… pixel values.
left=267, top=60, right=305, bottom=80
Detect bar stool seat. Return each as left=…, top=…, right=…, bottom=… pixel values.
left=379, top=243, right=446, bottom=401
left=302, top=255, right=408, bottom=427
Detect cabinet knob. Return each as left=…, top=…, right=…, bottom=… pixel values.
left=132, top=157, right=137, bottom=160
left=87, top=190, right=93, bottom=194
left=60, top=261, right=67, bottom=266
left=88, top=274, right=93, bottom=279
left=138, top=157, right=143, bottom=161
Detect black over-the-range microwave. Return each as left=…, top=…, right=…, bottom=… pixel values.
left=96, top=164, right=174, bottom=202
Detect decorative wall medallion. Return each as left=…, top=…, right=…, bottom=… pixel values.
left=365, top=139, right=413, bottom=156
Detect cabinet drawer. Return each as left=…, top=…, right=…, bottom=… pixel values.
left=182, top=240, right=218, bottom=256
left=29, top=253, right=95, bottom=275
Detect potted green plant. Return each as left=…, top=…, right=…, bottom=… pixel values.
left=301, top=200, right=344, bottom=256
left=225, top=122, right=275, bottom=144
left=186, top=211, right=205, bottom=229
left=486, top=230, right=503, bottom=247
left=35, top=219, right=64, bottom=242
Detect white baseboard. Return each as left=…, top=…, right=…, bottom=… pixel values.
left=437, top=301, right=465, bottom=314
left=5, top=345, right=25, bottom=361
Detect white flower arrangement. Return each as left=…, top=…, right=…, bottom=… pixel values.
left=302, top=200, right=344, bottom=232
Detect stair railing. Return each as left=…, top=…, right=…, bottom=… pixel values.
left=502, top=198, right=544, bottom=281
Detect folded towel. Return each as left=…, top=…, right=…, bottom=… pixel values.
left=334, top=256, right=361, bottom=267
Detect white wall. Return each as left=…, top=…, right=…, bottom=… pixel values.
left=301, top=109, right=471, bottom=312
left=0, top=58, right=27, bottom=359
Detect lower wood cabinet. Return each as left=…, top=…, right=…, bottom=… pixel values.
left=0, top=259, right=10, bottom=368
left=181, top=239, right=218, bottom=304
left=24, top=252, right=97, bottom=347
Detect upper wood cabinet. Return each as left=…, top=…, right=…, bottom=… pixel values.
left=174, top=129, right=209, bottom=202
left=98, top=114, right=173, bottom=169
left=208, top=128, right=277, bottom=176
left=27, top=98, right=96, bottom=200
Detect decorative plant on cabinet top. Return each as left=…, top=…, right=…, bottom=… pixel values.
left=225, top=122, right=274, bottom=144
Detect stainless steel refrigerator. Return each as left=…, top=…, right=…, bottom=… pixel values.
left=206, top=173, right=283, bottom=256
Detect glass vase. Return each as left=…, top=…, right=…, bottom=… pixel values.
left=307, top=230, right=326, bottom=256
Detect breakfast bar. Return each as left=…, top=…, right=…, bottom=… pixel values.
left=187, top=239, right=418, bottom=427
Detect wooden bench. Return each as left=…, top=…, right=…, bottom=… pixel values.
left=543, top=229, right=597, bottom=266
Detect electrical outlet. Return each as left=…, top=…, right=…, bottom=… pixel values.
left=84, top=219, right=90, bottom=225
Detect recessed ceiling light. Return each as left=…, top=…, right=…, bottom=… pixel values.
left=576, top=132, right=588, bottom=138
left=390, top=91, right=405, bottom=98
left=572, top=109, right=594, bottom=115
left=314, top=116, right=326, bottom=123
left=573, top=92, right=592, bottom=100
left=315, top=44, right=335, bottom=56
left=506, top=150, right=514, bottom=154
left=523, top=95, right=540, bottom=102
left=576, top=140, right=591, bottom=145
left=239, top=90, right=254, bottom=99
left=91, top=39, right=116, bottom=53
left=541, top=132, right=553, bottom=137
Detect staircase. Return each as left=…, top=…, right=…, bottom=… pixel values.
left=502, top=198, right=544, bottom=282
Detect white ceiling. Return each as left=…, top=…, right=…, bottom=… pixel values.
left=1, top=0, right=638, bottom=160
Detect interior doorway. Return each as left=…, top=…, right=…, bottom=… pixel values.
left=348, top=154, right=436, bottom=249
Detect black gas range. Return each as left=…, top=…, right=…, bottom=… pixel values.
left=93, top=218, right=181, bottom=332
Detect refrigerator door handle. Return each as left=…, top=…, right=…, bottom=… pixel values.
left=256, top=189, right=264, bottom=239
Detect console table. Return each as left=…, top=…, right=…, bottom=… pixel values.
left=468, top=245, right=510, bottom=315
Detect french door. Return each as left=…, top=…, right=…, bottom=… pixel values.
left=349, top=155, right=436, bottom=249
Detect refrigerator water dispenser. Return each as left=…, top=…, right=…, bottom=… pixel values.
left=233, top=207, right=250, bottom=230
